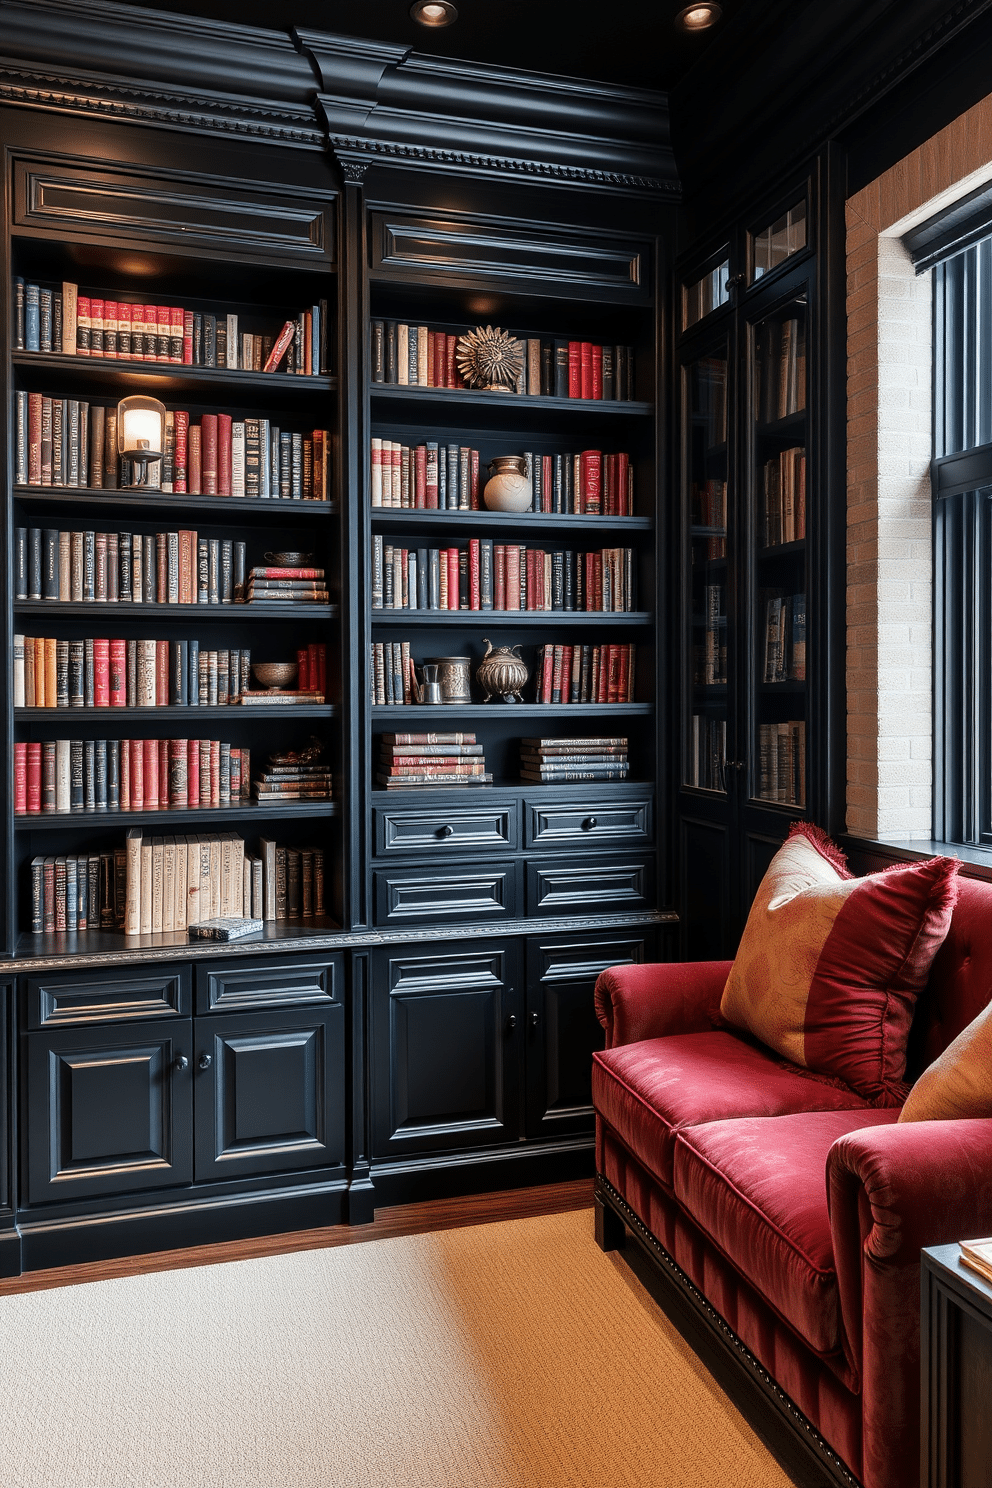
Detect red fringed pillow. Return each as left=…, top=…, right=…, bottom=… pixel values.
left=720, top=824, right=960, bottom=1102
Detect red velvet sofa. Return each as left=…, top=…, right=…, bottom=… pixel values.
left=592, top=875, right=992, bottom=1488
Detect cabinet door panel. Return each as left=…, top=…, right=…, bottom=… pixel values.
left=525, top=933, right=652, bottom=1139
left=371, top=944, right=521, bottom=1157
left=679, top=812, right=734, bottom=961
left=25, top=1018, right=192, bottom=1205
left=194, top=1008, right=344, bottom=1183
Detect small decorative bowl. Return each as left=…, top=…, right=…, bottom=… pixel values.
left=264, top=551, right=313, bottom=567
left=251, top=661, right=299, bottom=690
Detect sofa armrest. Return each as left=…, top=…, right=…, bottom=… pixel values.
left=593, top=960, right=732, bottom=1049
left=827, top=1119, right=992, bottom=1488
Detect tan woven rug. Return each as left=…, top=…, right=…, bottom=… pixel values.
left=0, top=1207, right=789, bottom=1487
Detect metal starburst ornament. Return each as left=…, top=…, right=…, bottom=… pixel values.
left=455, top=325, right=524, bottom=393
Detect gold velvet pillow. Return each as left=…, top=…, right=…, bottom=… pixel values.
left=899, top=1001, right=992, bottom=1121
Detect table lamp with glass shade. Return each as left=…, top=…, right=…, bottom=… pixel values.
left=116, top=394, right=165, bottom=487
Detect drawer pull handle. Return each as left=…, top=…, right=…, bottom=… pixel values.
left=173, top=1054, right=188, bottom=1072
left=438, top=824, right=454, bottom=838
left=507, top=1014, right=517, bottom=1032
left=529, top=1011, right=540, bottom=1029
left=198, top=1052, right=212, bottom=1070
left=582, top=816, right=598, bottom=831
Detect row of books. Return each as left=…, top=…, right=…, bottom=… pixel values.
left=14, top=637, right=250, bottom=709
left=760, top=447, right=807, bottom=548
left=370, top=440, right=633, bottom=516
left=696, top=583, right=727, bottom=686
left=689, top=714, right=727, bottom=792
left=520, top=737, right=629, bottom=782
left=377, top=733, right=491, bottom=788
left=760, top=592, right=807, bottom=684
left=534, top=645, right=636, bottom=705
left=28, top=832, right=329, bottom=936
left=14, top=738, right=251, bottom=815
left=14, top=278, right=329, bottom=374
left=691, top=479, right=727, bottom=561
left=16, top=528, right=247, bottom=605
left=15, top=394, right=330, bottom=500
left=756, top=315, right=806, bottom=425
left=370, top=321, right=637, bottom=401
left=372, top=540, right=637, bottom=612
left=757, top=720, right=806, bottom=806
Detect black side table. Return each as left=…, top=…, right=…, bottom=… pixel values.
left=922, top=1242, right=992, bottom=1488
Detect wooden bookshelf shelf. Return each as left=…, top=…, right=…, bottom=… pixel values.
left=13, top=486, right=336, bottom=519
left=369, top=383, right=653, bottom=419
left=369, top=610, right=652, bottom=626
left=15, top=705, right=338, bottom=721
left=369, top=508, right=652, bottom=533
left=15, top=801, right=338, bottom=830
left=14, top=601, right=338, bottom=620
left=370, top=702, right=653, bottom=719
left=16, top=916, right=344, bottom=961
left=13, top=351, right=337, bottom=399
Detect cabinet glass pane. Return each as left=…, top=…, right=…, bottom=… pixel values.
left=685, top=347, right=729, bottom=792
left=683, top=259, right=730, bottom=330
left=751, top=199, right=806, bottom=283
left=750, top=296, right=807, bottom=807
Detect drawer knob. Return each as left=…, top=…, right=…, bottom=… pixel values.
left=529, top=1011, right=540, bottom=1029
left=507, top=1014, right=517, bottom=1031
left=198, top=1052, right=212, bottom=1070
left=582, top=816, right=598, bottom=831
left=173, top=1053, right=188, bottom=1072
left=438, top=824, right=454, bottom=838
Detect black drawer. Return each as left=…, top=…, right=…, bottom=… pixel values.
left=375, top=804, right=518, bottom=856
left=26, top=964, right=190, bottom=1029
left=526, top=856, right=655, bottom=916
left=374, top=862, right=521, bottom=926
left=196, top=954, right=342, bottom=1014
left=525, top=795, right=653, bottom=850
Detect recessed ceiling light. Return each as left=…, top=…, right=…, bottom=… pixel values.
left=675, top=2, right=722, bottom=31
left=411, top=0, right=458, bottom=25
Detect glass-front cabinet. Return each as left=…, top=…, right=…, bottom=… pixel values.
left=674, top=154, right=843, bottom=957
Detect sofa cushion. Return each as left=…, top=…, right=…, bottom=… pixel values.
left=592, top=1030, right=874, bottom=1189
left=720, top=822, right=959, bottom=1102
left=673, top=1108, right=901, bottom=1358
left=899, top=995, right=992, bottom=1121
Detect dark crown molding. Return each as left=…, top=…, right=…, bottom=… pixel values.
left=0, top=0, right=678, bottom=193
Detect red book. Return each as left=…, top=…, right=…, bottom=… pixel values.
left=308, top=642, right=320, bottom=690
left=109, top=639, right=126, bottom=706
left=427, top=331, right=436, bottom=387
left=200, top=413, right=218, bottom=495
left=494, top=545, right=506, bottom=610
left=446, top=548, right=459, bottom=609
left=156, top=306, right=170, bottom=362
left=143, top=739, right=158, bottom=809
left=435, top=333, right=447, bottom=389
left=541, top=643, right=554, bottom=705
left=568, top=342, right=581, bottom=398
left=506, top=545, right=521, bottom=610
left=132, top=739, right=146, bottom=811
left=445, top=335, right=457, bottom=388
left=618, top=644, right=632, bottom=703
left=179, top=531, right=194, bottom=604
left=103, top=301, right=118, bottom=359
left=217, top=412, right=232, bottom=496
left=617, top=452, right=630, bottom=517
left=89, top=298, right=104, bottom=357
left=591, top=345, right=603, bottom=400
left=470, top=449, right=480, bottom=510
left=541, top=454, right=553, bottom=514
left=28, top=392, right=42, bottom=485
left=188, top=739, right=200, bottom=807
left=263, top=320, right=295, bottom=373
left=129, top=305, right=144, bottom=361
left=561, top=646, right=573, bottom=700
left=210, top=740, right=220, bottom=808
left=580, top=342, right=593, bottom=399
left=581, top=451, right=602, bottom=515
left=156, top=640, right=169, bottom=706
left=118, top=300, right=132, bottom=358
left=414, top=444, right=427, bottom=508
left=304, top=312, right=313, bottom=376
left=93, top=638, right=110, bottom=707
left=188, top=423, right=202, bottom=495
left=296, top=648, right=309, bottom=692
left=169, top=739, right=187, bottom=807
left=76, top=295, right=91, bottom=356
left=158, top=738, right=169, bottom=805
left=182, top=309, right=194, bottom=366
left=26, top=742, right=41, bottom=814
left=526, top=550, right=536, bottom=610
left=468, top=539, right=481, bottom=610
left=425, top=443, right=438, bottom=509
left=170, top=306, right=184, bottom=363
left=14, top=742, right=26, bottom=815
left=120, top=739, right=131, bottom=811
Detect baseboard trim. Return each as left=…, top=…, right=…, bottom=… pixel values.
left=594, top=1176, right=863, bottom=1488
left=369, top=1139, right=595, bottom=1208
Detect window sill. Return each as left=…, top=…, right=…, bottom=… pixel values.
left=841, top=834, right=992, bottom=879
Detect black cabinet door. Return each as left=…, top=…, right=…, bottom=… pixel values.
left=524, top=932, right=654, bottom=1139
left=193, top=1007, right=345, bottom=1183
left=25, top=1018, right=193, bottom=1205
left=370, top=942, right=523, bottom=1159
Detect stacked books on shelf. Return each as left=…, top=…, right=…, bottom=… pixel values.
left=370, top=440, right=633, bottom=515
left=756, top=315, right=806, bottom=424
left=758, top=721, right=806, bottom=806
left=252, top=743, right=332, bottom=800
left=15, top=738, right=250, bottom=814
left=691, top=479, right=727, bottom=560
left=15, top=394, right=330, bottom=499
left=245, top=564, right=328, bottom=605
left=370, top=321, right=636, bottom=400
left=13, top=278, right=329, bottom=374
left=372, top=539, right=637, bottom=612
left=377, top=733, right=490, bottom=788
left=16, top=528, right=247, bottom=605
left=689, top=715, right=727, bottom=791
left=760, top=592, right=807, bottom=683
left=14, top=636, right=251, bottom=708
left=520, top=737, right=629, bottom=782
left=694, top=583, right=727, bottom=686
left=535, top=644, right=636, bottom=704
left=760, top=447, right=806, bottom=546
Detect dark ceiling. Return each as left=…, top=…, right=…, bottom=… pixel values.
left=108, top=0, right=742, bottom=93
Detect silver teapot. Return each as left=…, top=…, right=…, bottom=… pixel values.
left=476, top=639, right=529, bottom=703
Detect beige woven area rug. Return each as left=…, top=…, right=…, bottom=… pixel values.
left=0, top=1207, right=789, bottom=1488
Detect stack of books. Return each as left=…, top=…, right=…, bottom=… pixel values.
left=252, top=744, right=333, bottom=801
left=520, top=737, right=629, bottom=783
left=376, top=733, right=491, bottom=788
left=246, top=564, right=329, bottom=605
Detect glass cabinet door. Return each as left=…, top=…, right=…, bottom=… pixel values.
left=684, top=342, right=730, bottom=793
left=748, top=292, right=808, bottom=807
